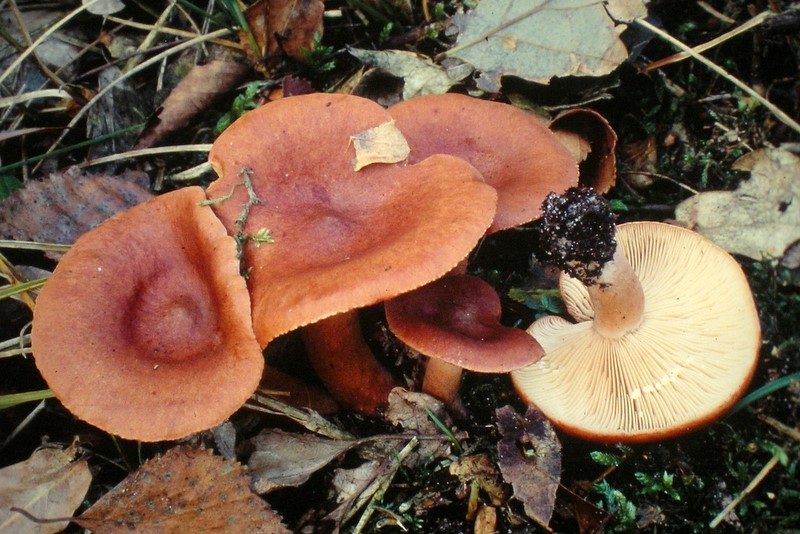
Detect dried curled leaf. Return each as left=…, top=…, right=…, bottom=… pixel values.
left=0, top=443, right=91, bottom=534
left=77, top=446, right=289, bottom=534
left=496, top=405, right=561, bottom=528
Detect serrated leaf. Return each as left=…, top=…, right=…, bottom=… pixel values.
left=449, top=0, right=636, bottom=91
left=0, top=443, right=91, bottom=534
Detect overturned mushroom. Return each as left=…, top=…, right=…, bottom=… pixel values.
left=512, top=188, right=761, bottom=442
left=385, top=274, right=544, bottom=408
left=31, top=187, right=264, bottom=442
left=207, top=93, right=498, bottom=413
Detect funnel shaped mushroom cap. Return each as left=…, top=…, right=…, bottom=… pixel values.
left=32, top=187, right=264, bottom=442
left=207, top=93, right=498, bottom=346
left=386, top=274, right=543, bottom=372
left=512, top=222, right=761, bottom=443
left=388, top=93, right=579, bottom=233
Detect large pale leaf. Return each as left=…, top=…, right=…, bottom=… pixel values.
left=674, top=148, right=800, bottom=260
left=449, top=0, right=642, bottom=91
left=0, top=443, right=91, bottom=534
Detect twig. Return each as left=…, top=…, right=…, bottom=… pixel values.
left=709, top=451, right=781, bottom=528
left=756, top=413, right=800, bottom=443
left=635, top=17, right=800, bottom=137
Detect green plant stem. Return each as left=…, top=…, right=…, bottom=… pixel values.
left=728, top=371, right=800, bottom=415
left=0, top=389, right=54, bottom=410
left=0, top=278, right=47, bottom=300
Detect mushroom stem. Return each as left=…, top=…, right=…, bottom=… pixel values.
left=586, top=246, right=645, bottom=338
left=302, top=311, right=399, bottom=415
left=420, top=357, right=463, bottom=407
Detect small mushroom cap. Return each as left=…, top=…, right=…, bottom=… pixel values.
left=512, top=222, right=761, bottom=443
left=207, top=93, right=498, bottom=346
left=31, top=187, right=264, bottom=442
left=388, top=93, right=579, bottom=233
left=385, top=274, right=544, bottom=372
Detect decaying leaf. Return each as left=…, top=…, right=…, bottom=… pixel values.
left=496, top=405, right=561, bottom=528
left=0, top=169, right=152, bottom=259
left=351, top=121, right=410, bottom=171
left=134, top=59, right=250, bottom=149
left=0, top=442, right=91, bottom=534
left=348, top=48, right=470, bottom=100
left=241, top=0, right=325, bottom=69
left=77, top=446, right=289, bottom=533
left=449, top=0, right=642, bottom=91
left=247, top=429, right=363, bottom=494
left=449, top=453, right=507, bottom=507
left=384, top=388, right=455, bottom=465
left=674, top=147, right=800, bottom=260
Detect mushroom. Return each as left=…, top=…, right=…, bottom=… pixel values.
left=512, top=188, right=761, bottom=442
left=385, top=274, right=544, bottom=408
left=31, top=186, right=264, bottom=442
left=388, top=93, right=579, bottom=233
left=206, top=93, right=498, bottom=413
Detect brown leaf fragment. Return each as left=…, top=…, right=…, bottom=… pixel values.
left=549, top=108, right=617, bottom=193
left=247, top=429, right=361, bottom=494
left=0, top=169, right=152, bottom=260
left=496, top=405, right=561, bottom=528
left=242, top=0, right=324, bottom=69
left=384, top=388, right=455, bottom=465
left=449, top=453, right=507, bottom=507
left=77, top=446, right=289, bottom=534
left=351, top=120, right=410, bottom=171
left=0, top=443, right=91, bottom=534
left=134, top=59, right=250, bottom=149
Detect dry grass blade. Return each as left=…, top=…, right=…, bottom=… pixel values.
left=642, top=11, right=771, bottom=71
left=635, top=17, right=800, bottom=136
left=77, top=144, right=213, bottom=168
left=0, top=90, right=72, bottom=109
left=106, top=15, right=241, bottom=47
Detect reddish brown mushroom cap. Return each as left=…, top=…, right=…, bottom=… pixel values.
left=31, top=187, right=264, bottom=442
left=386, top=274, right=544, bottom=373
left=207, top=93, right=498, bottom=347
left=388, top=93, right=579, bottom=233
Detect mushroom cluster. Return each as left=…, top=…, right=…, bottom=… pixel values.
left=31, top=92, right=579, bottom=440
left=512, top=188, right=761, bottom=443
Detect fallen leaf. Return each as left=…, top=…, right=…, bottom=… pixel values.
left=496, top=405, right=561, bottom=528
left=247, top=429, right=362, bottom=494
left=449, top=0, right=640, bottom=91
left=384, top=388, right=455, bottom=465
left=134, top=59, right=250, bottom=149
left=348, top=48, right=469, bottom=100
left=0, top=443, right=91, bottom=534
left=83, top=0, right=125, bottom=15
left=351, top=121, right=410, bottom=171
left=77, top=446, right=289, bottom=533
left=674, top=147, right=800, bottom=260
left=242, top=0, right=325, bottom=69
left=0, top=169, right=152, bottom=259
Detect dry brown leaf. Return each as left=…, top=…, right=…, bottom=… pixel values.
left=242, top=0, right=324, bottom=70
left=134, top=59, right=249, bottom=149
left=351, top=121, right=410, bottom=171
left=384, top=388, right=454, bottom=465
left=247, top=429, right=362, bottom=494
left=549, top=108, right=617, bottom=193
left=77, top=446, right=289, bottom=534
left=496, top=405, right=561, bottom=528
left=674, top=147, right=800, bottom=260
left=0, top=169, right=152, bottom=259
left=0, top=443, right=91, bottom=534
